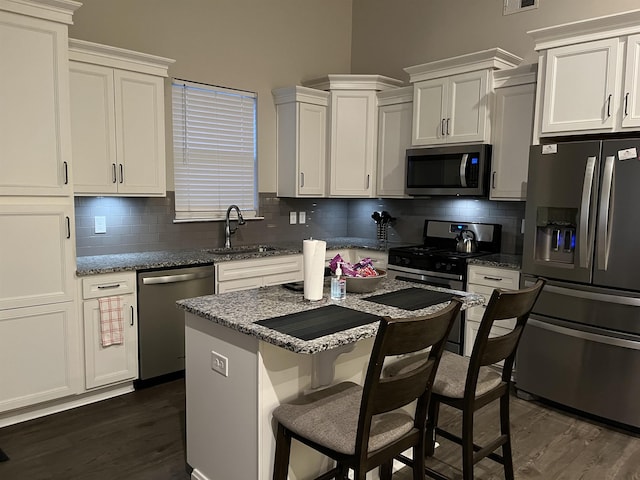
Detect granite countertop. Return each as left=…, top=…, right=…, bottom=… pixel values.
left=468, top=253, right=522, bottom=270
left=76, top=237, right=390, bottom=276
left=177, top=278, right=484, bottom=354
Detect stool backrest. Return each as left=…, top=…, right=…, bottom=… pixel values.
left=467, top=278, right=546, bottom=394
left=354, top=298, right=463, bottom=460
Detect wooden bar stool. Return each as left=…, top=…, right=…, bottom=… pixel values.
left=385, top=279, right=545, bottom=479
left=271, top=299, right=463, bottom=480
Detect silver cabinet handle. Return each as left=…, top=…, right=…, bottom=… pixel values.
left=366, top=174, right=370, bottom=189
left=63, top=161, right=69, bottom=185
left=483, top=276, right=503, bottom=282
left=119, top=164, right=124, bottom=184
left=492, top=171, right=496, bottom=189
left=441, top=118, right=446, bottom=136
left=606, top=94, right=612, bottom=117
left=446, top=118, right=450, bottom=136
left=130, top=305, right=134, bottom=326
left=459, top=154, right=468, bottom=188
left=112, top=163, right=117, bottom=184
left=597, top=156, right=614, bottom=271
left=142, top=270, right=213, bottom=285
left=66, top=216, right=71, bottom=239
left=624, top=92, right=630, bottom=117
left=579, top=156, right=596, bottom=268
left=300, top=172, right=304, bottom=188
left=97, top=283, right=121, bottom=289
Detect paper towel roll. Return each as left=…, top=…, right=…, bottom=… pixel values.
left=303, top=239, right=326, bottom=301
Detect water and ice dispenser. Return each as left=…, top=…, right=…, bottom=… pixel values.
left=534, top=207, right=577, bottom=264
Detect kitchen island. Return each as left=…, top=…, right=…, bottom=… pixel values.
left=177, top=279, right=483, bottom=480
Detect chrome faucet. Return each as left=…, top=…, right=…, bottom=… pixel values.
left=224, top=205, right=245, bottom=248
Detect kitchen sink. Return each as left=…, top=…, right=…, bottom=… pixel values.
left=204, top=244, right=281, bottom=255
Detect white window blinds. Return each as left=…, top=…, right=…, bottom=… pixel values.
left=172, top=79, right=257, bottom=221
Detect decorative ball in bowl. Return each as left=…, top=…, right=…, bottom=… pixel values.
left=345, top=269, right=387, bottom=293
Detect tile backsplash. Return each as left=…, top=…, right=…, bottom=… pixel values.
left=74, top=192, right=525, bottom=257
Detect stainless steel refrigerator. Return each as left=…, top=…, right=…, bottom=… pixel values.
left=517, top=139, right=640, bottom=428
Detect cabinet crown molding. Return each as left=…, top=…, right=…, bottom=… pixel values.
left=301, top=74, right=404, bottom=91
left=272, top=85, right=329, bottom=106
left=376, top=85, right=413, bottom=105
left=492, top=63, right=537, bottom=88
left=0, top=0, right=80, bottom=24
left=528, top=8, right=640, bottom=51
left=69, top=38, right=175, bottom=77
left=404, top=48, right=522, bottom=83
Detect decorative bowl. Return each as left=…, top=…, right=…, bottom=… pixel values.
left=345, top=269, right=387, bottom=293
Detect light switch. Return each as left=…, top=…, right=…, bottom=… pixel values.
left=289, top=212, right=297, bottom=225
left=94, top=216, right=106, bottom=234
left=298, top=211, right=306, bottom=224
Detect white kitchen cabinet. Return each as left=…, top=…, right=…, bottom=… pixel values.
left=81, top=273, right=138, bottom=389
left=405, top=49, right=522, bottom=147
left=69, top=39, right=174, bottom=196
left=215, top=255, right=303, bottom=294
left=490, top=65, right=536, bottom=201
left=302, top=75, right=404, bottom=198
left=0, top=200, right=76, bottom=311
left=465, top=264, right=520, bottom=359
left=0, top=2, right=78, bottom=196
left=529, top=10, right=640, bottom=138
left=273, top=86, right=329, bottom=197
left=376, top=87, right=413, bottom=197
left=0, top=302, right=81, bottom=413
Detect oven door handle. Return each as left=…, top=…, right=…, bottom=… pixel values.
left=459, top=154, right=468, bottom=187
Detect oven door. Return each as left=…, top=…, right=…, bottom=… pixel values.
left=387, top=266, right=464, bottom=354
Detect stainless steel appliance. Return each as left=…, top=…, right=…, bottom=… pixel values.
left=518, top=139, right=640, bottom=428
left=405, top=144, right=491, bottom=196
left=137, top=264, right=214, bottom=384
left=387, top=220, right=502, bottom=353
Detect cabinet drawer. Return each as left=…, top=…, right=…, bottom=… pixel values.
left=467, top=266, right=519, bottom=289
left=216, top=255, right=303, bottom=283
left=82, top=272, right=136, bottom=299
left=467, top=283, right=516, bottom=328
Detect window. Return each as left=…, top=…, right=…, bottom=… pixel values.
left=172, top=79, right=257, bottom=221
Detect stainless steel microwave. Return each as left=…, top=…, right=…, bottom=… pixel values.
left=406, top=144, right=491, bottom=196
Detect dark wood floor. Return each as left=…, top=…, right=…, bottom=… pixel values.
left=1, top=379, right=639, bottom=479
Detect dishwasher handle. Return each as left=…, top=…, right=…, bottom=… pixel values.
left=142, top=269, right=213, bottom=285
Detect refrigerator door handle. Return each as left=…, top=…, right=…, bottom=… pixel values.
left=597, top=155, right=615, bottom=271
left=459, top=154, right=468, bottom=187
left=528, top=318, right=640, bottom=351
left=523, top=279, right=640, bottom=307
left=578, top=156, right=597, bottom=268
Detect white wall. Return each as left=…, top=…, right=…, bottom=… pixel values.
left=68, top=0, right=353, bottom=193
left=351, top=0, right=640, bottom=81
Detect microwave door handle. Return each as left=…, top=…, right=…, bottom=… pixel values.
left=579, top=156, right=597, bottom=268
left=597, top=155, right=615, bottom=271
left=459, top=154, right=468, bottom=187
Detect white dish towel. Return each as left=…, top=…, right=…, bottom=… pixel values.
left=98, top=296, right=124, bottom=347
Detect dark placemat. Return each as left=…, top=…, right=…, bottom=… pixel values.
left=256, top=305, right=381, bottom=341
left=364, top=287, right=455, bottom=311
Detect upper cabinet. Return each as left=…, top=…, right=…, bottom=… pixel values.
left=376, top=87, right=413, bottom=197
left=490, top=64, right=537, bottom=201
left=529, top=9, right=640, bottom=138
left=68, top=39, right=175, bottom=196
left=273, top=86, right=329, bottom=197
left=303, top=75, right=404, bottom=198
left=405, top=49, right=522, bottom=146
left=0, top=1, right=79, bottom=196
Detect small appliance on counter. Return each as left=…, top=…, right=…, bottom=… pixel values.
left=387, top=219, right=502, bottom=354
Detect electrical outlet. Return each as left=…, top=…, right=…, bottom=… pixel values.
left=94, top=216, right=106, bottom=234
left=211, top=351, right=228, bottom=377
left=289, top=211, right=297, bottom=224
left=298, top=211, right=306, bottom=224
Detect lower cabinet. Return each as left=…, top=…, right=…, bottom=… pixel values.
left=80, top=272, right=138, bottom=389
left=0, top=302, right=81, bottom=413
left=465, top=265, right=520, bottom=359
left=215, top=255, right=304, bottom=294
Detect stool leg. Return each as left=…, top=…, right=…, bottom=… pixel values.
left=426, top=397, right=440, bottom=457
left=379, top=461, right=393, bottom=480
left=414, top=440, right=426, bottom=480
left=273, top=423, right=292, bottom=480
left=500, top=393, right=515, bottom=480
left=461, top=404, right=474, bottom=480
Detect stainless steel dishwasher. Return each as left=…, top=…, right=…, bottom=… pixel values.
left=137, top=264, right=214, bottom=384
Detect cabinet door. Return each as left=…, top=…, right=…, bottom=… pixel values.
left=83, top=294, right=138, bottom=389
left=0, top=202, right=76, bottom=310
left=329, top=91, right=377, bottom=196
left=412, top=78, right=447, bottom=145
left=622, top=34, right=640, bottom=129
left=69, top=62, right=118, bottom=194
left=447, top=70, right=490, bottom=143
left=376, top=101, right=412, bottom=197
left=541, top=38, right=620, bottom=134
left=0, top=11, right=72, bottom=196
left=114, top=70, right=166, bottom=196
left=0, top=302, right=80, bottom=412
left=298, top=102, right=327, bottom=196
left=490, top=83, right=535, bottom=201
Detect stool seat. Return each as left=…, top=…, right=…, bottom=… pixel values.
left=273, top=381, right=414, bottom=455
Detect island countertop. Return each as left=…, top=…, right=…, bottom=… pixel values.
left=177, top=278, right=484, bottom=354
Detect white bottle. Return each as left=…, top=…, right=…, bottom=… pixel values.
left=331, top=263, right=347, bottom=300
